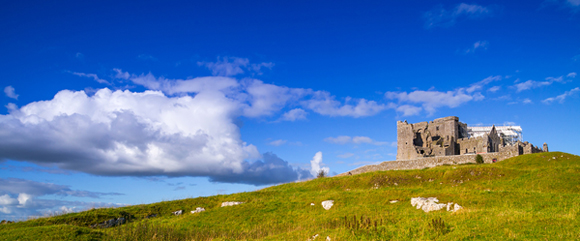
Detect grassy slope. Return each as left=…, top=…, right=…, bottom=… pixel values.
left=1, top=152, right=579, bottom=240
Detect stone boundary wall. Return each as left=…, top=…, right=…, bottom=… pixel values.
left=336, top=151, right=518, bottom=177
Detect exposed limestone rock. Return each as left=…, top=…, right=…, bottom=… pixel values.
left=321, top=200, right=334, bottom=210
left=91, top=217, right=126, bottom=228
left=172, top=210, right=183, bottom=216
left=389, top=200, right=398, bottom=203
left=221, top=201, right=243, bottom=207
left=308, top=234, right=319, bottom=240
left=326, top=236, right=331, bottom=241
left=310, top=203, right=315, bottom=206
left=191, top=207, right=205, bottom=214
left=411, top=197, right=462, bottom=213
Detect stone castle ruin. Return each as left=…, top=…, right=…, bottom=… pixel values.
left=396, top=116, right=547, bottom=160
left=338, top=116, right=548, bottom=177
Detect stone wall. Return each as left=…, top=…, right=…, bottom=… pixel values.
left=336, top=151, right=517, bottom=177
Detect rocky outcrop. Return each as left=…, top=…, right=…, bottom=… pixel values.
left=221, top=201, right=243, bottom=207
left=91, top=217, right=126, bottom=228
left=191, top=207, right=205, bottom=214
left=410, top=197, right=462, bottom=212
left=321, top=200, right=334, bottom=210
left=172, top=210, right=183, bottom=216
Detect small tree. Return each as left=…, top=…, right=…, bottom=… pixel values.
left=475, top=154, right=484, bottom=164
left=317, top=169, right=327, bottom=178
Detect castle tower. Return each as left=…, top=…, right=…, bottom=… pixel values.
left=543, top=142, right=549, bottom=152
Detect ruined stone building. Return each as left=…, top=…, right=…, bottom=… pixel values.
left=396, top=116, right=546, bottom=160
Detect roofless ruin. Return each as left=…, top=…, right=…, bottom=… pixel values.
left=396, top=116, right=548, bottom=160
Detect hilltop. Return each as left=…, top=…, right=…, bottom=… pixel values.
left=1, top=152, right=579, bottom=240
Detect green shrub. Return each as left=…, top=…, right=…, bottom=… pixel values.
left=317, top=169, right=326, bottom=178
left=475, top=154, right=484, bottom=164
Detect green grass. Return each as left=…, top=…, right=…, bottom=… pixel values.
left=1, top=152, right=580, bottom=240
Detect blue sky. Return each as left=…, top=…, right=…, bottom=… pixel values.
left=1, top=0, right=579, bottom=220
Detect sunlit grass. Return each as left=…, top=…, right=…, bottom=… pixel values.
left=1, top=152, right=579, bottom=240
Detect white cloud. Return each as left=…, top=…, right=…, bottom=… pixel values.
left=0, top=85, right=313, bottom=185
left=302, top=91, right=388, bottom=118
left=309, top=152, right=329, bottom=177
left=513, top=74, right=572, bottom=92
left=386, top=89, right=482, bottom=116
left=464, top=40, right=489, bottom=54
left=423, top=3, right=493, bottom=29
left=279, top=108, right=308, bottom=121
left=385, top=76, right=497, bottom=116
left=0, top=194, right=17, bottom=206
left=4, top=86, right=19, bottom=100
left=268, top=139, right=287, bottom=146
left=2, top=66, right=390, bottom=185
left=466, top=75, right=502, bottom=93
left=542, top=87, right=580, bottom=104
left=488, top=86, right=501, bottom=92
left=522, top=98, right=533, bottom=104
left=71, top=72, right=110, bottom=85
left=337, top=153, right=355, bottom=159
left=197, top=57, right=274, bottom=76
left=514, top=80, right=551, bottom=92
left=0, top=178, right=124, bottom=220
left=396, top=105, right=423, bottom=116
left=324, top=136, right=389, bottom=146
left=324, top=136, right=352, bottom=145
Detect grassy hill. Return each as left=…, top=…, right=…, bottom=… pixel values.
left=1, top=152, right=579, bottom=240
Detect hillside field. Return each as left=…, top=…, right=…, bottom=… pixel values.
left=1, top=152, right=579, bottom=240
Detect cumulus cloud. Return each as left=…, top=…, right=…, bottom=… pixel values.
left=70, top=72, right=110, bottom=85
left=0, top=86, right=316, bottom=185
left=197, top=57, right=274, bottom=76
left=309, top=152, right=329, bottom=177
left=0, top=178, right=123, bottom=220
left=9, top=66, right=388, bottom=185
left=423, top=3, right=494, bottom=29
left=542, top=87, right=580, bottom=104
left=4, top=86, right=19, bottom=100
left=324, top=136, right=389, bottom=146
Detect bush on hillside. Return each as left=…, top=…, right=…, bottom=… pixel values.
left=317, top=169, right=327, bottom=178
left=475, top=154, right=484, bottom=164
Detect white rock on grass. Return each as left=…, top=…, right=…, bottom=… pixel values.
left=321, top=200, right=334, bottom=210
left=310, top=203, right=315, bottom=206
left=191, top=207, right=205, bottom=214
left=221, top=201, right=243, bottom=207
left=172, top=210, right=183, bottom=216
left=308, top=234, right=319, bottom=241
left=389, top=200, right=398, bottom=203
left=410, top=197, right=462, bottom=213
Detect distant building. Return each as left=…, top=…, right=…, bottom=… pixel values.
left=396, top=116, right=545, bottom=160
